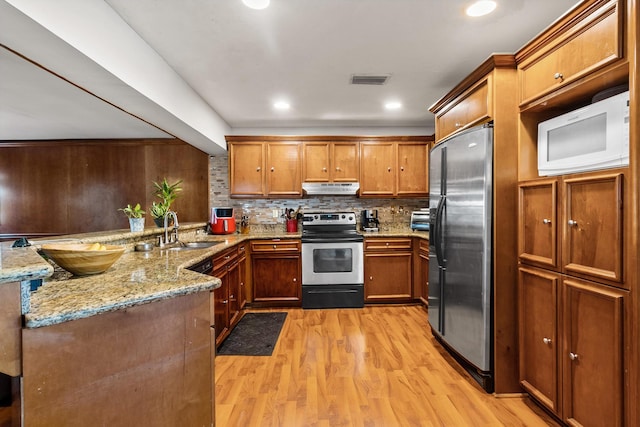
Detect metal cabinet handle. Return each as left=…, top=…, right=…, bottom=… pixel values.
left=229, top=294, right=235, bottom=299
left=369, top=276, right=373, bottom=281
left=543, top=218, right=551, bottom=224
left=223, top=300, right=228, bottom=304
left=256, top=167, right=261, bottom=172
left=543, top=337, right=552, bottom=345
left=554, top=72, right=564, bottom=80
left=400, top=166, right=405, bottom=171
left=387, top=167, right=392, bottom=172
left=455, top=122, right=462, bottom=128
left=569, top=352, right=579, bottom=361
left=271, top=167, right=275, bottom=172
left=568, top=220, right=578, bottom=226
left=273, top=244, right=277, bottom=249
left=322, top=167, right=327, bottom=172
left=293, top=278, right=297, bottom=282
left=335, top=167, right=341, bottom=171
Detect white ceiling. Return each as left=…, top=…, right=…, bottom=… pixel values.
left=0, top=0, right=578, bottom=154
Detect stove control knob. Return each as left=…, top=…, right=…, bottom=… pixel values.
left=314, top=215, right=319, bottom=220
left=341, top=214, right=346, bottom=219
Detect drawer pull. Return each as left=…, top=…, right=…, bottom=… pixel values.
left=271, top=167, right=275, bottom=172
left=256, top=167, right=261, bottom=172
left=542, top=218, right=551, bottom=224
left=568, top=219, right=578, bottom=226
left=543, top=337, right=552, bottom=345
left=554, top=72, right=564, bottom=80
left=322, top=167, right=327, bottom=172
left=455, top=122, right=462, bottom=128
left=569, top=352, right=579, bottom=361
left=273, top=244, right=277, bottom=249
left=387, top=167, right=392, bottom=172
left=400, top=166, right=405, bottom=171
left=335, top=167, right=341, bottom=171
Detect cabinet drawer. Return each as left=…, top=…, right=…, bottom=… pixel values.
left=364, top=238, right=412, bottom=251
left=251, top=239, right=301, bottom=252
left=418, top=238, right=429, bottom=254
left=213, top=247, right=237, bottom=270
left=518, top=0, right=623, bottom=106
left=435, top=76, right=491, bottom=141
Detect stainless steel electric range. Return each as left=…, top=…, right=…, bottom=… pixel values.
left=301, top=211, right=364, bottom=309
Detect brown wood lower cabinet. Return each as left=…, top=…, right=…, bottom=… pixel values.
left=251, top=239, right=301, bottom=306
left=518, top=266, right=625, bottom=426
left=212, top=245, right=248, bottom=347
left=21, top=292, right=214, bottom=427
left=415, top=238, right=429, bottom=305
left=364, top=237, right=412, bottom=302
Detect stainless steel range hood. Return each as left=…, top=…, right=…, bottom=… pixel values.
left=302, top=182, right=360, bottom=196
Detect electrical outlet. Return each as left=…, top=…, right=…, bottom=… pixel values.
left=272, top=209, right=279, bottom=218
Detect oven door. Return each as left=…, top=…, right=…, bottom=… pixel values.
left=301, top=241, right=363, bottom=285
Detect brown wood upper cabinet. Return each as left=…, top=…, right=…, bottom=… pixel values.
left=302, top=141, right=359, bottom=182
left=228, top=140, right=302, bottom=198
left=359, top=140, right=429, bottom=197
left=434, top=76, right=491, bottom=142
left=519, top=171, right=625, bottom=287
left=516, top=0, right=626, bottom=110
left=228, top=136, right=431, bottom=198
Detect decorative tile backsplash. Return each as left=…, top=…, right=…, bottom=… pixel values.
left=208, top=154, right=428, bottom=231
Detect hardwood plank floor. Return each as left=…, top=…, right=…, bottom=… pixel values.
left=215, top=305, right=559, bottom=426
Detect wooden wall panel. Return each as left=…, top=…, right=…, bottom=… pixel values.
left=0, top=139, right=209, bottom=239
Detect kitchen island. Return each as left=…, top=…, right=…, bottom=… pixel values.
left=0, top=224, right=232, bottom=426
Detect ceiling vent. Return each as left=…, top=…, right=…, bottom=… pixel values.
left=350, top=74, right=391, bottom=85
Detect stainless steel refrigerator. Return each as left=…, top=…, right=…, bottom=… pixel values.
left=428, top=124, right=494, bottom=392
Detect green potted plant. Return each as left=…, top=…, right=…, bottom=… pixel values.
left=150, top=178, right=182, bottom=227
left=119, top=203, right=146, bottom=232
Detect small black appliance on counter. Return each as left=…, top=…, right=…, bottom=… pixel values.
left=360, top=209, right=379, bottom=232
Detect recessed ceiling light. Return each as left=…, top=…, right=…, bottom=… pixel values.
left=385, top=101, right=402, bottom=110
left=274, top=101, right=290, bottom=110
left=466, top=1, right=497, bottom=17
left=242, top=0, right=270, bottom=10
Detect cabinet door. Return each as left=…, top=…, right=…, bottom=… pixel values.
left=435, top=76, right=490, bottom=141
left=213, top=267, right=230, bottom=346
left=418, top=247, right=429, bottom=305
left=229, top=142, right=265, bottom=196
left=563, top=172, right=623, bottom=284
left=519, top=179, right=559, bottom=270
left=266, top=142, right=302, bottom=197
left=397, top=142, right=428, bottom=196
left=237, top=244, right=247, bottom=310
left=252, top=255, right=301, bottom=305
left=227, top=260, right=241, bottom=328
left=359, top=142, right=395, bottom=196
left=519, top=1, right=623, bottom=106
left=302, top=142, right=330, bottom=182
left=364, top=252, right=412, bottom=302
left=518, top=267, right=561, bottom=415
left=562, top=278, right=624, bottom=427
left=332, top=142, right=359, bottom=182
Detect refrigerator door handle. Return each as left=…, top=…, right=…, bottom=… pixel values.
left=434, top=195, right=446, bottom=267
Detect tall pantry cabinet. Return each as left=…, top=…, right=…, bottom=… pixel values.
left=429, top=54, right=520, bottom=393
left=515, top=0, right=638, bottom=425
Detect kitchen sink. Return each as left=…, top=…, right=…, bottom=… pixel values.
left=166, top=241, right=224, bottom=251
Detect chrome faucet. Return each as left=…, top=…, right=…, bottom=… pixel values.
left=159, top=211, right=179, bottom=247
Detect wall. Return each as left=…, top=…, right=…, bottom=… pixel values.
left=0, top=139, right=209, bottom=239
left=208, top=154, right=428, bottom=231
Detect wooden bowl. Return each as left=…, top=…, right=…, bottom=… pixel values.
left=40, top=243, right=125, bottom=276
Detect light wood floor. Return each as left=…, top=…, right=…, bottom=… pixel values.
left=215, top=305, right=559, bottom=426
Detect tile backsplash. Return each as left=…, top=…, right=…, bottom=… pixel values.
left=209, top=154, right=428, bottom=231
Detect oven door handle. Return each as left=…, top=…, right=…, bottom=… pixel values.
left=301, top=237, right=364, bottom=243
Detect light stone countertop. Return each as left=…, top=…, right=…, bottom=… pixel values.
left=0, top=223, right=427, bottom=329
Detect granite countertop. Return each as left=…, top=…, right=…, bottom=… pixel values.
left=0, top=223, right=427, bottom=329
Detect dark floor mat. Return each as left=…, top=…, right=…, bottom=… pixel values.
left=217, top=312, right=287, bottom=356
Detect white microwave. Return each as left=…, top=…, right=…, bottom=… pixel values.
left=537, top=90, right=629, bottom=176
